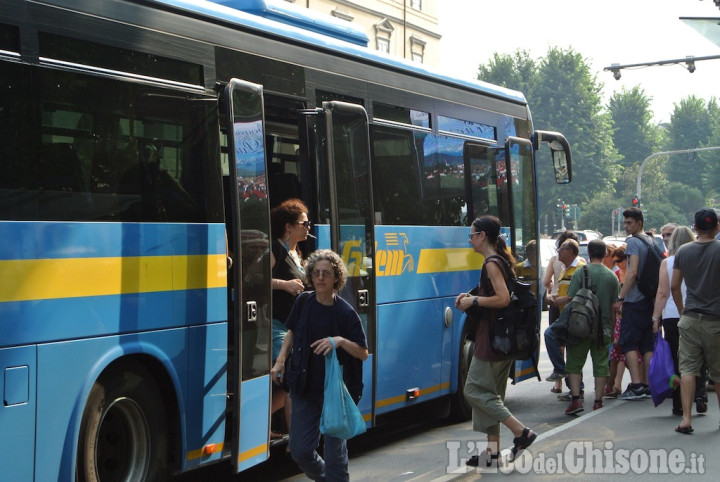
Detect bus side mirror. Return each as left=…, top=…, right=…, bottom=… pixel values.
left=533, top=130, right=572, bottom=184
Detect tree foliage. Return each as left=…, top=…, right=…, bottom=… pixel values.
left=477, top=47, right=619, bottom=230
left=476, top=49, right=719, bottom=235
left=665, top=96, right=714, bottom=192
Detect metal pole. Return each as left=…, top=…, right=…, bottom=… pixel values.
left=637, top=146, right=720, bottom=202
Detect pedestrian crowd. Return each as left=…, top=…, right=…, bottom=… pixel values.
left=456, top=207, right=720, bottom=470
left=536, top=207, right=720, bottom=433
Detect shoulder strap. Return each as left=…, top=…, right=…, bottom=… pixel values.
left=582, top=264, right=590, bottom=290
left=634, top=233, right=653, bottom=248
left=485, top=254, right=511, bottom=280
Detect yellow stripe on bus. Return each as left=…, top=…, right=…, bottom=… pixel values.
left=375, top=382, right=450, bottom=408
left=0, top=254, right=226, bottom=303
left=416, top=249, right=484, bottom=274
left=237, top=443, right=268, bottom=463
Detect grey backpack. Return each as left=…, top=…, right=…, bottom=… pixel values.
left=567, top=266, right=600, bottom=339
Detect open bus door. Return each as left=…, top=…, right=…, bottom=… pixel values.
left=314, top=101, right=376, bottom=427
left=223, top=79, right=273, bottom=472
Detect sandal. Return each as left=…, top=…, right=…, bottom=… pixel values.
left=675, top=425, right=694, bottom=434
left=511, top=427, right=537, bottom=459
left=550, top=387, right=562, bottom=393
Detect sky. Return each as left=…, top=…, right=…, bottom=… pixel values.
left=439, top=0, right=720, bottom=124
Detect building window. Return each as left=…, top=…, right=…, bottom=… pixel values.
left=374, top=18, right=394, bottom=54
left=410, top=0, right=422, bottom=10
left=409, top=35, right=426, bottom=64
left=377, top=37, right=390, bottom=53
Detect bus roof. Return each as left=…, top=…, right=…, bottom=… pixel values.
left=210, top=0, right=370, bottom=46
left=150, top=0, right=527, bottom=105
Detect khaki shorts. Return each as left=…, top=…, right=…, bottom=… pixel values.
left=678, top=312, right=720, bottom=380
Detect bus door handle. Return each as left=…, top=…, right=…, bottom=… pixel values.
left=246, top=301, right=258, bottom=323
left=357, top=290, right=369, bottom=308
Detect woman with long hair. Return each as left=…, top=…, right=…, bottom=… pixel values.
left=651, top=226, right=702, bottom=416
left=455, top=216, right=537, bottom=466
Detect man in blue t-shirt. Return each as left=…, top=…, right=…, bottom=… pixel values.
left=616, top=207, right=654, bottom=400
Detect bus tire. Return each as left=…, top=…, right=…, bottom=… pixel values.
left=447, top=322, right=474, bottom=421
left=77, top=360, right=168, bottom=482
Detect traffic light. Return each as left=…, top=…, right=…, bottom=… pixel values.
left=632, top=195, right=639, bottom=206
left=557, top=204, right=562, bottom=218
left=563, top=204, right=570, bottom=217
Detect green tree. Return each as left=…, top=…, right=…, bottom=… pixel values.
left=530, top=47, right=620, bottom=225
left=698, top=98, right=720, bottom=205
left=607, top=86, right=662, bottom=196
left=665, top=96, right=713, bottom=192
left=476, top=50, right=538, bottom=96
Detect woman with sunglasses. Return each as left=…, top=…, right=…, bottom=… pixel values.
left=271, top=249, right=368, bottom=481
left=455, top=216, right=537, bottom=466
left=269, top=198, right=312, bottom=440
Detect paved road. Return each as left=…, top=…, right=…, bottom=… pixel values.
left=176, top=312, right=718, bottom=480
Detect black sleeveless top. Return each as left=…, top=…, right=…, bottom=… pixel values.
left=272, top=239, right=305, bottom=323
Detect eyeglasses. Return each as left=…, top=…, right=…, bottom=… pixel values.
left=613, top=259, right=622, bottom=264
left=468, top=232, right=482, bottom=240
left=296, top=220, right=312, bottom=228
left=311, top=269, right=334, bottom=278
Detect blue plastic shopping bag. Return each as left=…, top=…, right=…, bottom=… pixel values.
left=320, top=337, right=366, bottom=440
left=648, top=330, right=679, bottom=407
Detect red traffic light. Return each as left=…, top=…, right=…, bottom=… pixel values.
left=562, top=204, right=567, bottom=209
left=632, top=196, right=638, bottom=205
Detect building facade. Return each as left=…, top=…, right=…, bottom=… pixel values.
left=285, top=0, right=441, bottom=66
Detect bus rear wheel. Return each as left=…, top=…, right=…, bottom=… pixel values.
left=77, top=361, right=168, bottom=482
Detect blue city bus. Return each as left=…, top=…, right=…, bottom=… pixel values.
left=0, top=0, right=572, bottom=479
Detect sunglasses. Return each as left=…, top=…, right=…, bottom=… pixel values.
left=296, top=220, right=312, bottom=228
left=613, top=259, right=623, bottom=264
left=311, top=269, right=334, bottom=278
left=468, top=232, right=482, bottom=240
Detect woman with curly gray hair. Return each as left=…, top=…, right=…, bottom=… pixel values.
left=271, top=249, right=367, bottom=481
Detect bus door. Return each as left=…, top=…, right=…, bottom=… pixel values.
left=314, top=101, right=376, bottom=425
left=223, top=79, right=272, bottom=473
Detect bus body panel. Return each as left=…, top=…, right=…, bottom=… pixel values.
left=0, top=222, right=227, bottom=346
left=0, top=345, right=36, bottom=481
left=186, top=323, right=231, bottom=469
left=375, top=226, right=481, bottom=304
left=374, top=298, right=453, bottom=414
left=236, top=375, right=271, bottom=471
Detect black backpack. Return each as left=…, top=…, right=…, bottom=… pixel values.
left=481, top=255, right=539, bottom=362
left=635, top=234, right=663, bottom=299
